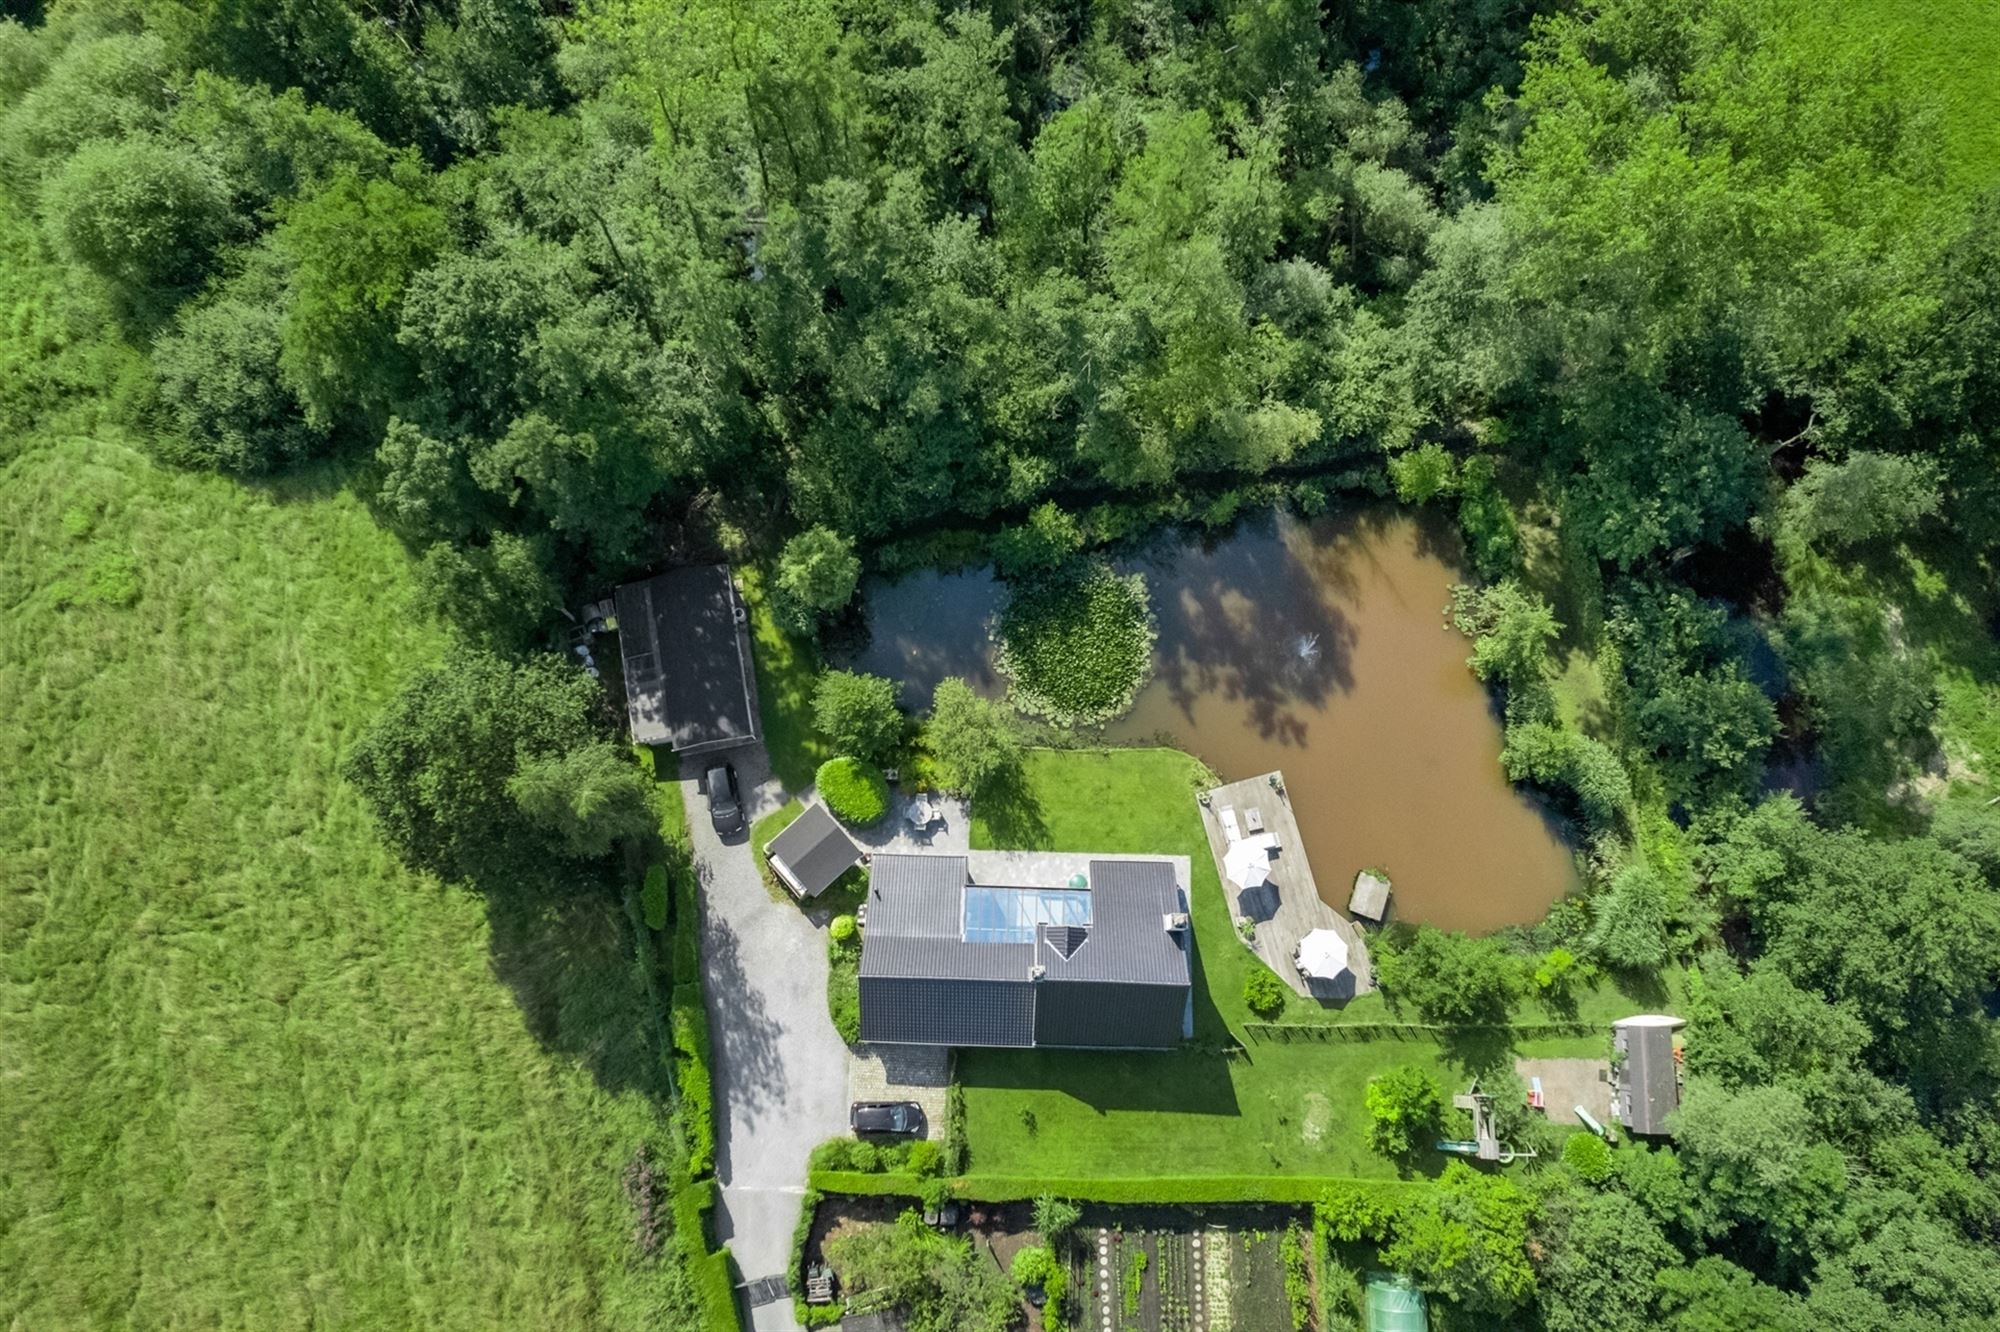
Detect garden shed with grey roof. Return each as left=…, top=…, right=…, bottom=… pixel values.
left=766, top=802, right=865, bottom=900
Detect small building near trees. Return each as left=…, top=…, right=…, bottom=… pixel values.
left=767, top=802, right=866, bottom=900
left=612, top=564, right=762, bottom=754
left=1612, top=1014, right=1686, bottom=1137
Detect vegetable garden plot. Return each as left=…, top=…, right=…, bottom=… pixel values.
left=1086, top=1215, right=1295, bottom=1332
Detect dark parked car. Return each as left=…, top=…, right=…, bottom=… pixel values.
left=704, top=763, right=743, bottom=837
left=850, top=1101, right=924, bottom=1137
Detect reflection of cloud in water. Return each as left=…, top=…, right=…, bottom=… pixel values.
left=1129, top=509, right=1359, bottom=745
left=833, top=568, right=1005, bottom=709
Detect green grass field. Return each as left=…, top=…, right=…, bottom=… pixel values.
left=0, top=437, right=687, bottom=1327
left=956, top=750, right=1616, bottom=1181
left=1791, top=0, right=2000, bottom=196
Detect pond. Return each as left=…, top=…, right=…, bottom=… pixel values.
left=837, top=507, right=1580, bottom=932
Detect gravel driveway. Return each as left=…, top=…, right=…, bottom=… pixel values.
left=681, top=743, right=850, bottom=1332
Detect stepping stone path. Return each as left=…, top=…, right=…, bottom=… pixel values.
left=1099, top=1229, right=1111, bottom=1332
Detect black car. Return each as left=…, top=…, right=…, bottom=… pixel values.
left=850, top=1101, right=924, bottom=1137
left=704, top=763, right=743, bottom=837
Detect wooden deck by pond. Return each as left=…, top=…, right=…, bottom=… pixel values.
left=1199, top=772, right=1374, bottom=1000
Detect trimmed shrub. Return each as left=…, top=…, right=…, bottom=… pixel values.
left=906, top=1139, right=943, bottom=1176
left=827, top=928, right=861, bottom=1044
left=1244, top=965, right=1288, bottom=1018
left=1562, top=1131, right=1612, bottom=1183
left=817, top=756, right=889, bottom=826
left=829, top=913, right=857, bottom=944
left=641, top=864, right=669, bottom=931
left=995, top=562, right=1156, bottom=725
left=670, top=985, right=715, bottom=1177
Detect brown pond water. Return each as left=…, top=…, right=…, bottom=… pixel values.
left=838, top=507, right=1579, bottom=931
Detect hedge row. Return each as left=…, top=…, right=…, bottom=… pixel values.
left=660, top=854, right=739, bottom=1331
left=670, top=985, right=715, bottom=1177
left=805, top=1171, right=1422, bottom=1207
left=1241, top=1019, right=1598, bottom=1044
left=675, top=1178, right=741, bottom=1332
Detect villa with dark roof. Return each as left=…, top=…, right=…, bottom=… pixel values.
left=858, top=853, right=1193, bottom=1050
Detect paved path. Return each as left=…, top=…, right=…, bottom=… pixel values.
left=682, top=743, right=850, bottom=1332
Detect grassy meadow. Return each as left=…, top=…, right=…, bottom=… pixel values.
left=1790, top=0, right=2000, bottom=196
left=957, top=750, right=1619, bottom=1181
left=0, top=437, right=683, bottom=1327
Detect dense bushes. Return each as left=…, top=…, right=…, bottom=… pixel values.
left=995, top=563, right=1156, bottom=725
left=812, top=671, right=905, bottom=762
left=153, top=278, right=325, bottom=472
left=1243, top=965, right=1289, bottom=1018
left=816, top=756, right=890, bottom=826
left=1500, top=723, right=1631, bottom=832
left=827, top=927, right=862, bottom=1044
left=1374, top=927, right=1522, bottom=1025
left=1365, top=1066, right=1444, bottom=1160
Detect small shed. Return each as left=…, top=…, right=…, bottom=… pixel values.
left=768, top=803, right=865, bottom=900
left=1349, top=870, right=1391, bottom=921
left=1612, top=1014, right=1686, bottom=1137
left=613, top=564, right=762, bottom=753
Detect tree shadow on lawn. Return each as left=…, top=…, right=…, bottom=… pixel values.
left=975, top=763, right=1049, bottom=849
left=958, top=1045, right=1243, bottom=1119
left=483, top=869, right=675, bottom=1101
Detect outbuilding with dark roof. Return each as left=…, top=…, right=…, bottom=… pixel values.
left=1612, top=1014, right=1685, bottom=1137
left=766, top=803, right=866, bottom=900
left=613, top=564, right=761, bottom=753
left=858, top=853, right=1192, bottom=1050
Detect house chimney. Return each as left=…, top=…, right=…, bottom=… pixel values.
left=1028, top=964, right=1046, bottom=981
left=1163, top=912, right=1189, bottom=933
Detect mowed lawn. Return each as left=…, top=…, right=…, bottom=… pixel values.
left=0, top=439, right=679, bottom=1328
left=959, top=749, right=1619, bottom=1180
left=960, top=750, right=1442, bottom=1179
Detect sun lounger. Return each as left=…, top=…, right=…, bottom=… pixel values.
left=1219, top=807, right=1241, bottom=841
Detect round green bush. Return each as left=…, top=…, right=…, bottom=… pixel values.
left=1562, top=1131, right=1612, bottom=1183
left=816, top=756, right=889, bottom=826
left=995, top=562, right=1156, bottom=725
left=829, top=913, right=858, bottom=944
left=1244, top=965, right=1288, bottom=1018
left=1012, top=1245, right=1058, bottom=1288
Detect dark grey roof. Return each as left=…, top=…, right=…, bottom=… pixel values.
left=1614, top=1019, right=1681, bottom=1136
left=859, top=976, right=1036, bottom=1046
left=613, top=565, right=761, bottom=753
left=857, top=854, right=1191, bottom=1049
left=766, top=803, right=864, bottom=899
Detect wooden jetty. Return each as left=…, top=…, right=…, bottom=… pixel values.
left=1198, top=771, right=1373, bottom=999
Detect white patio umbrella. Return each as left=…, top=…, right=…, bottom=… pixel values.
left=1295, top=928, right=1351, bottom=981
left=1223, top=837, right=1274, bottom=890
